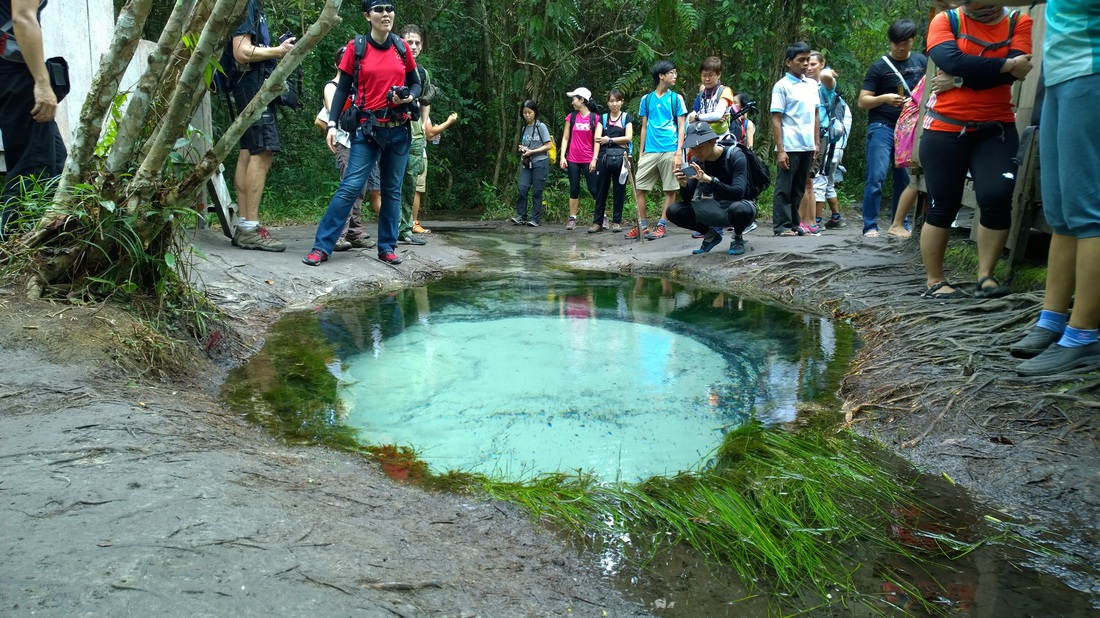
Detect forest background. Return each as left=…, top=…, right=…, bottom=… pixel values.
left=130, top=0, right=931, bottom=223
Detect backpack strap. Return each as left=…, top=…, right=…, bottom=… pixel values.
left=388, top=33, right=407, bottom=63
left=949, top=8, right=1020, bottom=54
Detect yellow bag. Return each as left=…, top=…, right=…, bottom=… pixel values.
left=548, top=137, right=558, bottom=164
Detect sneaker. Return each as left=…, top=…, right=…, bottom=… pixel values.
left=644, top=224, right=666, bottom=240
left=1017, top=342, right=1100, bottom=376
left=510, top=216, right=527, bottom=225
left=728, top=235, right=746, bottom=255
left=378, top=251, right=403, bottom=265
left=692, top=229, right=723, bottom=254
left=744, top=221, right=758, bottom=234
left=398, top=232, right=427, bottom=246
left=588, top=223, right=603, bottom=234
left=1009, top=326, right=1064, bottom=359
left=527, top=220, right=540, bottom=227
left=825, top=216, right=846, bottom=229
left=412, top=221, right=431, bottom=234
left=334, top=238, right=352, bottom=252
left=234, top=226, right=286, bottom=252
left=625, top=225, right=645, bottom=239
left=302, top=249, right=327, bottom=266
left=610, top=222, right=622, bottom=232
left=346, top=235, right=376, bottom=249
left=566, top=217, right=577, bottom=230
left=799, top=223, right=820, bottom=236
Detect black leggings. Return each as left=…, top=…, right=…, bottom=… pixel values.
left=567, top=160, right=599, bottom=200
left=593, top=152, right=627, bottom=224
left=919, top=123, right=1018, bottom=230
left=667, top=199, right=756, bottom=235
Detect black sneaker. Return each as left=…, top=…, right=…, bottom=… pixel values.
left=1009, top=325, right=1062, bottom=359
left=1017, top=342, right=1100, bottom=376
left=825, top=216, right=846, bottom=229
left=728, top=235, right=746, bottom=255
left=692, top=229, right=723, bottom=254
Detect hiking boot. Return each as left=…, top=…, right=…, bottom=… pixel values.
left=644, top=224, right=666, bottom=240
left=398, top=232, right=427, bottom=246
left=1009, top=326, right=1064, bottom=359
left=588, top=223, right=603, bottom=234
left=728, top=235, right=746, bottom=256
left=334, top=237, right=352, bottom=252
left=527, top=220, right=540, bottom=227
left=346, top=235, right=375, bottom=249
left=510, top=216, right=527, bottom=225
left=624, top=225, right=645, bottom=239
left=566, top=217, right=577, bottom=230
left=610, top=222, right=622, bottom=232
left=692, top=228, right=723, bottom=254
left=302, top=249, right=327, bottom=266
left=412, top=221, right=430, bottom=234
left=378, top=251, right=403, bottom=265
left=234, top=226, right=286, bottom=252
left=825, top=216, right=846, bottom=229
left=1017, top=342, right=1100, bottom=376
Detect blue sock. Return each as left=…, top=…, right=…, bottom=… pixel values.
left=831, top=213, right=842, bottom=220
left=815, top=217, right=823, bottom=225
left=1036, top=310, right=1068, bottom=333
left=639, top=219, right=647, bottom=230
left=658, top=218, right=668, bottom=227
left=1058, top=327, right=1098, bottom=348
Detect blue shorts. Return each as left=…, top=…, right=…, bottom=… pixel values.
left=1041, top=73, right=1100, bottom=239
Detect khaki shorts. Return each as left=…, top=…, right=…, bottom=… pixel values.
left=415, top=157, right=427, bottom=193
left=634, top=151, right=678, bottom=192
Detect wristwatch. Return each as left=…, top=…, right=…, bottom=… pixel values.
left=952, top=76, right=964, bottom=88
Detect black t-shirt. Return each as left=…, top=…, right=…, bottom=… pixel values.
left=0, top=0, right=46, bottom=54
left=861, top=52, right=927, bottom=127
left=679, top=145, right=748, bottom=204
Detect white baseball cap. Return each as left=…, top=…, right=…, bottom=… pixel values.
left=565, top=87, right=592, bottom=100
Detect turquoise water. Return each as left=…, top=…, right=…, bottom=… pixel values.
left=319, top=273, right=851, bottom=481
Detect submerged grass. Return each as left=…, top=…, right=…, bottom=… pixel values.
left=469, top=420, right=922, bottom=605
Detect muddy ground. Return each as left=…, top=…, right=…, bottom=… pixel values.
left=1, top=216, right=1097, bottom=616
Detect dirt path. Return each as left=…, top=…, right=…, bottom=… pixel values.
left=2, top=219, right=1096, bottom=615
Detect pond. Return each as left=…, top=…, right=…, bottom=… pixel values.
left=223, top=231, right=1098, bottom=616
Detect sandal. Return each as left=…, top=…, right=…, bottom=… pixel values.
left=974, top=276, right=1011, bottom=299
left=862, top=229, right=881, bottom=238
left=922, top=281, right=969, bottom=300
left=774, top=229, right=799, bottom=237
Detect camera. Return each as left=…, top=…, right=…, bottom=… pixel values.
left=389, top=85, right=410, bottom=101
left=279, top=32, right=295, bottom=44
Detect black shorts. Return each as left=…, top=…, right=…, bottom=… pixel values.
left=233, top=76, right=281, bottom=155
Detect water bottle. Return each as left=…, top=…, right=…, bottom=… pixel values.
left=431, top=135, right=441, bottom=145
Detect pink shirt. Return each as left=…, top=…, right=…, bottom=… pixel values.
left=566, top=112, right=596, bottom=164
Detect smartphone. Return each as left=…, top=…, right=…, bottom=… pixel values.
left=279, top=32, right=295, bottom=44
left=681, top=164, right=697, bottom=178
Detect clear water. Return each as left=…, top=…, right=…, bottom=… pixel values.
left=326, top=273, right=848, bottom=481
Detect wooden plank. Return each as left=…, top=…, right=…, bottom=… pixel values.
left=1006, top=127, right=1040, bottom=266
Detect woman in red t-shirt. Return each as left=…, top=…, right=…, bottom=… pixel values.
left=917, top=4, right=1033, bottom=300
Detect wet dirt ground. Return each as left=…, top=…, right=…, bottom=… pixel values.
left=1, top=216, right=1097, bottom=615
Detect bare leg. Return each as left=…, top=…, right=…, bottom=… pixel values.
left=799, top=177, right=815, bottom=227
left=660, top=190, right=675, bottom=222
left=1043, top=233, right=1077, bottom=313
left=827, top=196, right=840, bottom=216
left=370, top=190, right=381, bottom=216
left=237, top=150, right=273, bottom=222
left=568, top=197, right=579, bottom=219
left=1070, top=237, right=1100, bottom=329
left=975, top=224, right=1010, bottom=286
left=634, top=188, right=648, bottom=225
left=920, top=222, right=956, bottom=292
left=234, top=150, right=252, bottom=219
left=888, top=184, right=917, bottom=238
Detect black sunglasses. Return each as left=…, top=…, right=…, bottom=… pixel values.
left=370, top=5, right=395, bottom=13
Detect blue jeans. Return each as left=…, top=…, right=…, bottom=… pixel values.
left=861, top=122, right=910, bottom=233
left=313, top=124, right=410, bottom=255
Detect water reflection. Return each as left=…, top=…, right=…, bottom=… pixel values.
left=310, top=273, right=855, bottom=480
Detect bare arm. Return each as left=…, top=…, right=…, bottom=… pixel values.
left=771, top=112, right=789, bottom=170
left=559, top=121, right=571, bottom=169
left=858, top=88, right=905, bottom=111
left=425, top=109, right=458, bottom=139
left=12, top=0, right=55, bottom=122
left=232, top=33, right=294, bottom=65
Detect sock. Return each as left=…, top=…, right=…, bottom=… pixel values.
left=658, top=218, right=668, bottom=227
left=815, top=217, right=822, bottom=225
left=639, top=219, right=647, bottom=230
left=1057, top=327, right=1098, bottom=348
left=1035, top=310, right=1068, bottom=333
left=831, top=213, right=842, bottom=220
left=568, top=215, right=576, bottom=220
left=238, top=219, right=258, bottom=231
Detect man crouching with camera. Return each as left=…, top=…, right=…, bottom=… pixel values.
left=667, top=122, right=757, bottom=256
left=304, top=0, right=422, bottom=266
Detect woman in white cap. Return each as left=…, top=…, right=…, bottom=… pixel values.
left=559, top=87, right=601, bottom=230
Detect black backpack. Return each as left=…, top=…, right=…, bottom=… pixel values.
left=727, top=142, right=770, bottom=201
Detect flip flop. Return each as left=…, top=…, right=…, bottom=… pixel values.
left=774, top=229, right=799, bottom=237
left=922, top=281, right=969, bottom=299
left=974, top=276, right=1011, bottom=298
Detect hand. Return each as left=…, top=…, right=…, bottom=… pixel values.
left=31, top=80, right=58, bottom=123
left=687, top=112, right=697, bottom=122
left=885, top=93, right=906, bottom=107
left=326, top=129, right=338, bottom=153
left=930, top=70, right=957, bottom=93
left=673, top=165, right=687, bottom=186
left=1010, top=54, right=1033, bottom=80
left=673, top=152, right=682, bottom=169
left=560, top=158, right=567, bottom=170
left=447, top=112, right=458, bottom=122
left=589, top=160, right=596, bottom=173
left=390, top=92, right=414, bottom=106
left=277, top=37, right=296, bottom=57
left=777, top=151, right=790, bottom=171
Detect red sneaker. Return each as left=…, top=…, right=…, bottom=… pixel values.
left=302, top=249, right=327, bottom=266
left=644, top=224, right=666, bottom=240
left=378, top=251, right=403, bottom=265
left=624, top=225, right=646, bottom=239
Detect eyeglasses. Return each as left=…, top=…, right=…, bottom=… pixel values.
left=370, top=5, right=395, bottom=13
